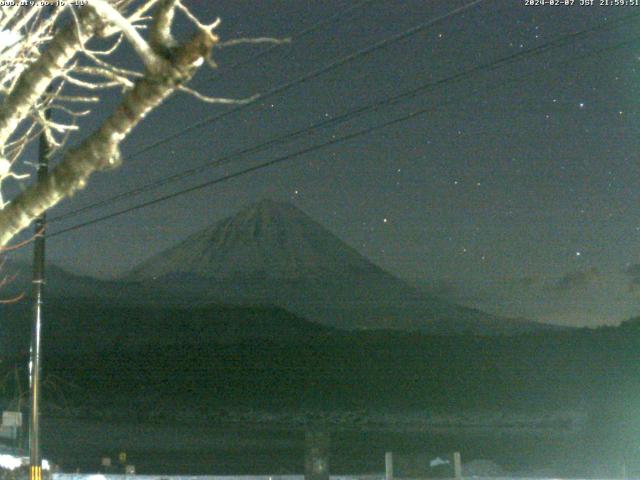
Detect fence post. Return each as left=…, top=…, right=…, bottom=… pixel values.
left=453, top=451, right=462, bottom=480
left=385, top=452, right=393, bottom=480
left=304, top=430, right=330, bottom=480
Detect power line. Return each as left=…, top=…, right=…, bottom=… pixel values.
left=122, top=0, right=618, bottom=166
left=49, top=11, right=640, bottom=224
left=203, top=0, right=527, bottom=88
left=118, top=0, right=488, bottom=161
left=47, top=32, right=640, bottom=239
left=42, top=1, right=379, bottom=227
left=49, top=0, right=490, bottom=223
left=203, top=0, right=378, bottom=83
left=49, top=21, right=640, bottom=228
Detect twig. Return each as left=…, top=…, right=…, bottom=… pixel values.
left=178, top=85, right=258, bottom=105
left=216, top=37, right=291, bottom=48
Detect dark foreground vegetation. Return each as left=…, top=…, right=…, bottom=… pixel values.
left=0, top=301, right=639, bottom=475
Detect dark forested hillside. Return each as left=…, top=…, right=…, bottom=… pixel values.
left=1, top=311, right=638, bottom=476
left=29, top=316, right=640, bottom=414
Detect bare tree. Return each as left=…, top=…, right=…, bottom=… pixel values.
left=0, top=0, right=247, bottom=247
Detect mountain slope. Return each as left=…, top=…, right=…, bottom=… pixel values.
left=0, top=299, right=332, bottom=356
left=0, top=259, right=135, bottom=301
left=127, top=200, right=552, bottom=335
left=128, top=199, right=385, bottom=281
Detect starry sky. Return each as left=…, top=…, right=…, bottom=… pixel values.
left=7, top=0, right=640, bottom=327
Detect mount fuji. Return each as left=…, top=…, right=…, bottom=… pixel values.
left=126, top=200, right=552, bottom=335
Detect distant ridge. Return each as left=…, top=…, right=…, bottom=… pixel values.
left=0, top=300, right=333, bottom=356
left=128, top=199, right=384, bottom=281
left=126, top=199, right=556, bottom=335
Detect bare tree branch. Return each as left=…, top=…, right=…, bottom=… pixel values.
left=88, top=0, right=163, bottom=72
left=178, top=85, right=258, bottom=104
left=0, top=2, right=265, bottom=248
left=215, top=37, right=290, bottom=48
left=0, top=16, right=219, bottom=246
left=0, top=6, right=96, bottom=149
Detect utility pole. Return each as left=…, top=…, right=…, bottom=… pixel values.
left=29, top=106, right=50, bottom=480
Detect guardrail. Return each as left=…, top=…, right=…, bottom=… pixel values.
left=51, top=476, right=640, bottom=480
left=52, top=475, right=384, bottom=480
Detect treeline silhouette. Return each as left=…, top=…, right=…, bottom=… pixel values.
left=0, top=302, right=638, bottom=469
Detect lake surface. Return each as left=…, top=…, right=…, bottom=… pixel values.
left=40, top=416, right=606, bottom=477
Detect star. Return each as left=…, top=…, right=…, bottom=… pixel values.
left=578, top=102, right=585, bottom=109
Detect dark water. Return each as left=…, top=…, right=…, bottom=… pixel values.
left=39, top=417, right=615, bottom=477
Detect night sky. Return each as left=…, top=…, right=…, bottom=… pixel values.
left=8, top=0, right=640, bottom=327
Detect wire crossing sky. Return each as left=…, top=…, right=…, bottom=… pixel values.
left=47, top=10, right=640, bottom=226
left=8, top=0, right=640, bottom=327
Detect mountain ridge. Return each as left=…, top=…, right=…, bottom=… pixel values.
left=126, top=199, right=556, bottom=335
left=128, top=199, right=391, bottom=281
